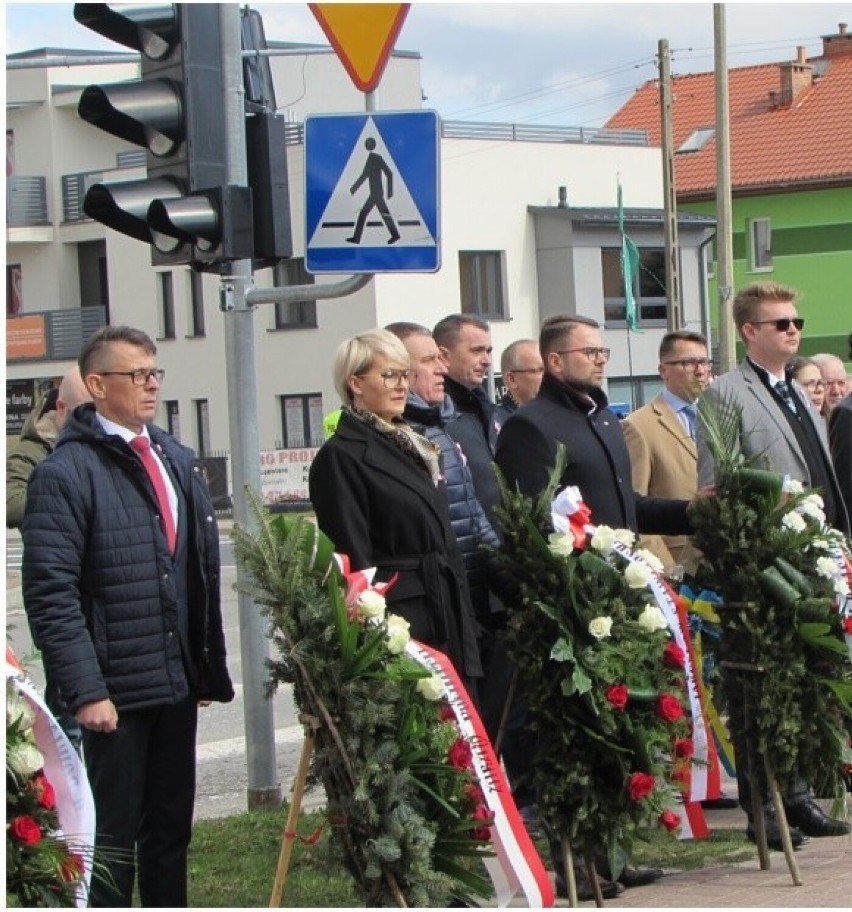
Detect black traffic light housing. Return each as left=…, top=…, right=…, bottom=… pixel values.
left=74, top=3, right=254, bottom=267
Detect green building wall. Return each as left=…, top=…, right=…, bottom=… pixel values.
left=684, top=187, right=852, bottom=365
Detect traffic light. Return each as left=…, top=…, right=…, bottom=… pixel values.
left=74, top=3, right=254, bottom=267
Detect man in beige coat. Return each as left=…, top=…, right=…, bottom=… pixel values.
left=622, top=330, right=711, bottom=576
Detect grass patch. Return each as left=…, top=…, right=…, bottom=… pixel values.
left=187, top=808, right=754, bottom=907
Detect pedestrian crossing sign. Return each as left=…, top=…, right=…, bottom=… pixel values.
left=305, top=110, right=440, bottom=274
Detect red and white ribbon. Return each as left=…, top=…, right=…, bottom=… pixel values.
left=405, top=641, right=554, bottom=908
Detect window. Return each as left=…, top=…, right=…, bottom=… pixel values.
left=602, top=247, right=668, bottom=326
left=704, top=239, right=716, bottom=280
left=164, top=400, right=181, bottom=440
left=459, top=251, right=506, bottom=318
left=678, top=127, right=715, bottom=153
left=194, top=398, right=211, bottom=455
left=749, top=218, right=773, bottom=272
left=272, top=258, right=317, bottom=329
left=7, top=264, right=22, bottom=315
left=158, top=272, right=175, bottom=339
left=280, top=394, right=325, bottom=448
left=607, top=376, right=664, bottom=413
left=187, top=270, right=205, bottom=337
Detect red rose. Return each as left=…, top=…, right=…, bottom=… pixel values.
left=663, top=641, right=686, bottom=668
left=439, top=703, right=456, bottom=722
left=448, top=737, right=473, bottom=770
left=659, top=810, right=681, bottom=831
left=470, top=804, right=492, bottom=841
left=464, top=782, right=485, bottom=804
left=657, top=693, right=684, bottom=722
left=32, top=773, right=56, bottom=810
left=843, top=617, right=852, bottom=635
left=59, top=852, right=85, bottom=882
left=627, top=772, right=656, bottom=801
left=10, top=815, right=42, bottom=845
left=674, top=738, right=694, bottom=759
left=605, top=683, right=629, bottom=710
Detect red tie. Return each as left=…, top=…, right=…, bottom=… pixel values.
left=131, top=435, right=177, bottom=554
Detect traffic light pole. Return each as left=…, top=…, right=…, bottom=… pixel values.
left=218, top=3, right=280, bottom=811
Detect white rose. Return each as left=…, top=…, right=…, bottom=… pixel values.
left=783, top=477, right=804, bottom=495
left=591, top=525, right=615, bottom=553
left=834, top=577, right=851, bottom=597
left=635, top=548, right=665, bottom=573
left=624, top=561, right=653, bottom=589
left=416, top=673, right=445, bottom=702
left=6, top=686, right=36, bottom=731
left=613, top=528, right=636, bottom=549
left=815, top=556, right=838, bottom=580
left=781, top=512, right=807, bottom=533
left=356, top=589, right=386, bottom=623
left=797, top=497, right=825, bottom=524
left=588, top=616, right=613, bottom=640
left=548, top=531, right=575, bottom=557
left=810, top=538, right=831, bottom=553
left=637, top=603, right=668, bottom=632
left=7, top=741, right=44, bottom=779
left=385, top=614, right=411, bottom=654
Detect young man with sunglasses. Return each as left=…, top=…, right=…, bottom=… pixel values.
left=696, top=281, right=850, bottom=851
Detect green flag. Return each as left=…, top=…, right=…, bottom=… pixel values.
left=617, top=182, right=640, bottom=332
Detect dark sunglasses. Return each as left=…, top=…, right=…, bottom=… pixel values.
left=750, top=317, right=804, bottom=332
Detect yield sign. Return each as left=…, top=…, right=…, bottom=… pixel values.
left=309, top=3, right=410, bottom=92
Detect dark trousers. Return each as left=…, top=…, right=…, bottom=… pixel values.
left=82, top=697, right=198, bottom=907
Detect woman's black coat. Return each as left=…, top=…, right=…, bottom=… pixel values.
left=309, top=410, right=483, bottom=682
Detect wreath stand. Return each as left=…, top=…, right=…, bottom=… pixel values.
left=269, top=714, right=320, bottom=908
left=720, top=658, right=802, bottom=887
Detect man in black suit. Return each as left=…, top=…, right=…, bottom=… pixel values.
left=23, top=325, right=234, bottom=906
left=496, top=313, right=690, bottom=896
left=828, top=391, right=852, bottom=523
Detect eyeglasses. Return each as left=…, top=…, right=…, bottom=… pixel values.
left=99, top=368, right=165, bottom=386
left=750, top=317, right=804, bottom=332
left=357, top=369, right=410, bottom=388
left=663, top=358, right=712, bottom=371
left=509, top=366, right=544, bottom=374
left=799, top=379, right=825, bottom=390
left=556, top=347, right=611, bottom=362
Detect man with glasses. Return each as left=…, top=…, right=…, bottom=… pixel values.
left=22, top=325, right=234, bottom=906
left=496, top=313, right=691, bottom=898
left=696, top=281, right=850, bottom=851
left=622, top=330, right=712, bottom=576
left=811, top=352, right=849, bottom=414
left=495, top=338, right=545, bottom=427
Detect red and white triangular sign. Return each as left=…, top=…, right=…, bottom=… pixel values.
left=310, top=3, right=410, bottom=93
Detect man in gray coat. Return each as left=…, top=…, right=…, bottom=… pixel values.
left=696, top=281, right=850, bottom=850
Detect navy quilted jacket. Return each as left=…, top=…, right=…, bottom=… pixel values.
left=22, top=403, right=234, bottom=713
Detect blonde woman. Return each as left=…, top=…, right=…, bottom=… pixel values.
left=308, top=329, right=482, bottom=689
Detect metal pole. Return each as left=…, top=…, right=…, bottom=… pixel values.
left=714, top=4, right=737, bottom=373
left=218, top=2, right=280, bottom=811
left=659, top=38, right=682, bottom=330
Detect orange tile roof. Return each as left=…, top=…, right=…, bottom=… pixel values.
left=605, top=54, right=852, bottom=199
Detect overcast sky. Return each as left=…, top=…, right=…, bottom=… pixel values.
left=6, top=2, right=850, bottom=126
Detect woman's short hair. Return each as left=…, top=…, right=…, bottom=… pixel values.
left=332, top=329, right=410, bottom=404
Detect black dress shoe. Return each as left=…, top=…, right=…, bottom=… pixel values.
left=555, top=870, right=624, bottom=901
left=616, top=865, right=664, bottom=888
left=746, top=817, right=808, bottom=851
left=784, top=796, right=852, bottom=838
left=700, top=796, right=739, bottom=810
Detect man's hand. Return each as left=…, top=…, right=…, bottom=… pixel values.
left=76, top=698, right=118, bottom=732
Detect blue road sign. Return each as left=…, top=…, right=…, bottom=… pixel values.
left=305, top=110, right=440, bottom=274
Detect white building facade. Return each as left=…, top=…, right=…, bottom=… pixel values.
left=6, top=40, right=714, bottom=503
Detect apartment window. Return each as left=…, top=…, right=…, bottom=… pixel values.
left=165, top=400, right=181, bottom=440
left=749, top=218, right=773, bottom=272
left=158, top=272, right=175, bottom=339
left=272, top=258, right=317, bottom=329
left=194, top=398, right=211, bottom=455
left=7, top=264, right=22, bottom=315
left=280, top=394, right=325, bottom=448
left=459, top=251, right=506, bottom=319
left=187, top=271, right=205, bottom=337
left=602, top=247, right=667, bottom=326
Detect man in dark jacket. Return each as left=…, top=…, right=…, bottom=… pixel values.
left=496, top=313, right=689, bottom=897
left=22, top=325, right=234, bottom=907
left=494, top=338, right=544, bottom=428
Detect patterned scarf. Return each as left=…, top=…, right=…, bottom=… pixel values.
left=349, top=406, right=442, bottom=485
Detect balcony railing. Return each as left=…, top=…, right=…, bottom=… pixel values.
left=6, top=176, right=48, bottom=226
